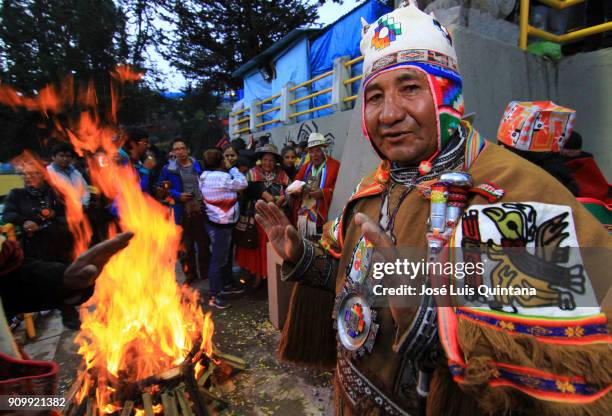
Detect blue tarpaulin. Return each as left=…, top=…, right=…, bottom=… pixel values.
left=310, top=0, right=391, bottom=117
left=240, top=0, right=391, bottom=125
left=309, top=0, right=391, bottom=76
left=243, top=70, right=271, bottom=107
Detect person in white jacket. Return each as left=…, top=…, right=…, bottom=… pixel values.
left=46, top=142, right=90, bottom=208
left=199, top=148, right=247, bottom=309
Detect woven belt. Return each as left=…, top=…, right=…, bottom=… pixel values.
left=336, top=351, right=411, bottom=416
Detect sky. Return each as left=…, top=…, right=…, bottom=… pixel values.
left=151, top=0, right=364, bottom=91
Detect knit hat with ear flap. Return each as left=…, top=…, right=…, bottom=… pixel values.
left=360, top=0, right=464, bottom=174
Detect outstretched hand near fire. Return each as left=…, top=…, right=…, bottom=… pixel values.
left=255, top=201, right=303, bottom=264
left=63, top=232, right=134, bottom=291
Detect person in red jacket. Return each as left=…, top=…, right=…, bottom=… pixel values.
left=561, top=131, right=611, bottom=204
left=290, top=133, right=340, bottom=239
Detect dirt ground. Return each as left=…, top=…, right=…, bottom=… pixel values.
left=13, top=273, right=333, bottom=415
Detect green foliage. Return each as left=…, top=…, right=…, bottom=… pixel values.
left=168, top=0, right=319, bottom=91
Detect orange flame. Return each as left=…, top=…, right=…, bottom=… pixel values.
left=1, top=66, right=214, bottom=414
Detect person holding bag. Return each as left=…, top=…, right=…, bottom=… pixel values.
left=235, top=144, right=289, bottom=284
left=199, top=149, right=247, bottom=309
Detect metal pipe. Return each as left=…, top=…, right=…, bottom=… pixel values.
left=289, top=70, right=334, bottom=92
left=519, top=0, right=530, bottom=50
left=343, top=75, right=364, bottom=85
left=255, top=93, right=281, bottom=106
left=343, top=55, right=364, bottom=67
left=536, top=0, right=585, bottom=9
left=256, top=106, right=281, bottom=117
left=289, top=103, right=333, bottom=118
left=289, top=87, right=332, bottom=105
left=255, top=118, right=281, bottom=128
left=229, top=108, right=246, bottom=117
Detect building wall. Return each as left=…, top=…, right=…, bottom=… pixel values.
left=557, top=47, right=612, bottom=179
left=254, top=26, right=611, bottom=221
left=250, top=109, right=355, bottom=161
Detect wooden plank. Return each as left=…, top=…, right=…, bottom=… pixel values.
left=142, top=393, right=154, bottom=416
left=120, top=400, right=134, bottom=416
left=85, top=397, right=96, bottom=416
left=214, top=352, right=247, bottom=370
left=161, top=392, right=178, bottom=416
left=176, top=389, right=195, bottom=416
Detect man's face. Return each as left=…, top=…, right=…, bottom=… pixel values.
left=53, top=151, right=73, bottom=169
left=172, top=141, right=189, bottom=163
left=364, top=68, right=438, bottom=167
left=308, top=146, right=325, bottom=166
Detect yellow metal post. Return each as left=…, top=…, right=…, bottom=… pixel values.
left=519, top=0, right=530, bottom=50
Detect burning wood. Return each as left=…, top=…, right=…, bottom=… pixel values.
left=63, top=344, right=245, bottom=416
left=0, top=67, right=241, bottom=415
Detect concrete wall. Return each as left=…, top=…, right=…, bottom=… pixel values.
left=452, top=25, right=557, bottom=142
left=558, top=48, right=612, bottom=179
left=250, top=110, right=354, bottom=162
left=258, top=25, right=611, bottom=221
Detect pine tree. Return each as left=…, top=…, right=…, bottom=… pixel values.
left=167, top=0, right=319, bottom=91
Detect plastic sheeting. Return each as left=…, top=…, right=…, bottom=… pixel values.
left=309, top=0, right=391, bottom=117
left=243, top=70, right=271, bottom=107
left=309, top=0, right=391, bottom=76
left=240, top=0, right=391, bottom=126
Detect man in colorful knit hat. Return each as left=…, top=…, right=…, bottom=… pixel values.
left=256, top=1, right=611, bottom=414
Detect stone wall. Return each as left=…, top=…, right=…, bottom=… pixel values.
left=557, top=47, right=612, bottom=179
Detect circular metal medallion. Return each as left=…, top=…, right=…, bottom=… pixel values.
left=336, top=293, right=373, bottom=351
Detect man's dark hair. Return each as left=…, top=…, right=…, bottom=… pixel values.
left=171, top=138, right=189, bottom=149
left=231, top=138, right=246, bottom=151
left=502, top=144, right=579, bottom=196
left=286, top=140, right=297, bottom=148
left=235, top=156, right=250, bottom=170
left=123, top=127, right=149, bottom=147
left=203, top=148, right=224, bottom=170
left=51, top=142, right=75, bottom=157
left=564, top=131, right=582, bottom=150
left=257, top=134, right=270, bottom=147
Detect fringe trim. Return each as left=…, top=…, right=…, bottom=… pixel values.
left=277, top=283, right=336, bottom=370
left=453, top=318, right=612, bottom=415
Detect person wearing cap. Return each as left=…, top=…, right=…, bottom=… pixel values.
left=291, top=132, right=341, bottom=238
left=561, top=131, right=611, bottom=204
left=255, top=1, right=611, bottom=415
left=497, top=101, right=580, bottom=196
left=235, top=144, right=290, bottom=281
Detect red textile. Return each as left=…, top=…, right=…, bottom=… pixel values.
left=565, top=156, right=611, bottom=204
left=291, top=157, right=341, bottom=226
left=235, top=222, right=269, bottom=278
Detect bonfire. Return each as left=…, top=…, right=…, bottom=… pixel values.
left=1, top=66, right=240, bottom=415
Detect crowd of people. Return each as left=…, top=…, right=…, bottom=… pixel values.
left=0, top=128, right=342, bottom=321
left=0, top=2, right=610, bottom=413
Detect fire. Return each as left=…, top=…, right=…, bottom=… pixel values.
left=1, top=66, right=215, bottom=413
